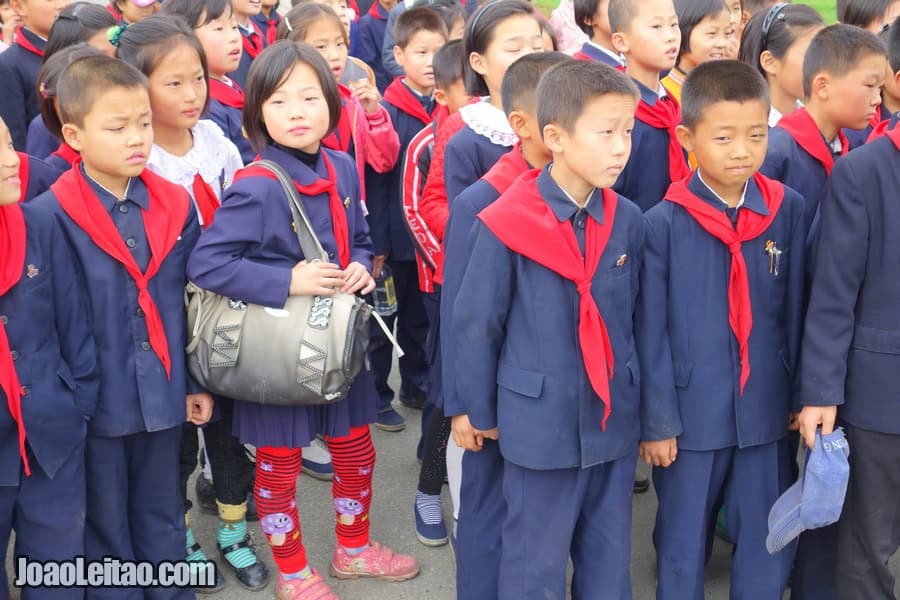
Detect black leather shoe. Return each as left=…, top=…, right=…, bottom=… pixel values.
left=399, top=386, right=426, bottom=409
left=187, top=545, right=225, bottom=595
left=219, top=536, right=269, bottom=591
left=633, top=474, right=651, bottom=494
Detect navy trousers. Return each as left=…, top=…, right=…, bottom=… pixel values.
left=653, top=441, right=794, bottom=600
left=85, top=426, right=192, bottom=600
left=500, top=453, right=636, bottom=600
left=456, top=440, right=505, bottom=600
left=0, top=443, right=85, bottom=600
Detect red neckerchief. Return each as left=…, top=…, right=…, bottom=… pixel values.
left=322, top=84, right=354, bottom=153
left=0, top=203, right=30, bottom=476
left=478, top=170, right=618, bottom=429
left=868, top=116, right=895, bottom=142
left=191, top=174, right=220, bottom=229
left=482, top=143, right=530, bottom=194
left=883, top=118, right=900, bottom=152
left=383, top=78, right=434, bottom=126
left=234, top=152, right=350, bottom=266
left=777, top=107, right=848, bottom=175
left=664, top=172, right=784, bottom=394
left=106, top=4, right=120, bottom=18
left=51, top=160, right=190, bottom=378
left=14, top=27, right=44, bottom=58
left=51, top=143, right=79, bottom=167
left=209, top=78, right=245, bottom=109
left=241, top=21, right=264, bottom=60
left=634, top=93, right=690, bottom=183
left=262, top=12, right=280, bottom=46
left=16, top=153, right=29, bottom=204
left=869, top=104, right=883, bottom=129
left=368, top=2, right=385, bottom=19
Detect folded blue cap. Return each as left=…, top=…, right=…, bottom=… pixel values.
left=766, top=428, right=850, bottom=554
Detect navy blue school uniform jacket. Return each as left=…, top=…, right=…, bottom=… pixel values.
left=26, top=116, right=59, bottom=160
left=18, top=153, right=58, bottom=202
left=229, top=22, right=264, bottom=90
left=0, top=28, right=44, bottom=151
left=208, top=99, right=254, bottom=164
left=441, top=148, right=533, bottom=417
left=366, top=79, right=436, bottom=261
left=34, top=165, right=202, bottom=438
left=453, top=166, right=644, bottom=470
left=638, top=172, right=807, bottom=451
left=250, top=10, right=280, bottom=46
left=572, top=41, right=624, bottom=67
left=800, top=128, right=900, bottom=435
left=613, top=80, right=685, bottom=213
left=357, top=2, right=391, bottom=94
left=443, top=124, right=513, bottom=210
left=0, top=203, right=99, bottom=485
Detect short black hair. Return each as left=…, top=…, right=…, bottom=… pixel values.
left=433, top=38, right=464, bottom=88
left=116, top=14, right=211, bottom=115
left=675, top=0, right=729, bottom=60
left=537, top=60, right=639, bottom=133
left=881, top=16, right=900, bottom=72
left=243, top=41, right=342, bottom=152
left=429, top=0, right=465, bottom=35
left=743, top=0, right=778, bottom=15
left=608, top=0, right=638, bottom=34
left=279, top=3, right=347, bottom=44
left=38, top=43, right=104, bottom=139
left=739, top=3, right=823, bottom=78
left=57, top=54, right=149, bottom=128
left=802, top=24, right=888, bottom=98
left=681, top=59, right=770, bottom=128
left=574, top=0, right=600, bottom=36
left=160, top=0, right=232, bottom=28
left=842, top=0, right=896, bottom=29
left=501, top=51, right=570, bottom=115
left=45, top=2, right=117, bottom=60
left=394, top=7, right=448, bottom=49
left=463, top=0, right=537, bottom=96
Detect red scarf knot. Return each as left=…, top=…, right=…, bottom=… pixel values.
left=776, top=107, right=848, bottom=175
left=634, top=93, right=690, bottom=183
left=14, top=26, right=43, bottom=57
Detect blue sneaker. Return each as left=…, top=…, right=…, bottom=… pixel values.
left=375, top=408, right=406, bottom=432
left=300, top=438, right=334, bottom=481
left=414, top=502, right=448, bottom=546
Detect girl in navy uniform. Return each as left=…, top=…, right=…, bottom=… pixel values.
left=188, top=42, right=419, bottom=600
left=0, top=115, right=99, bottom=600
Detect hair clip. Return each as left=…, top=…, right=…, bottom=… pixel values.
left=39, top=81, right=48, bottom=100
left=107, top=23, right=127, bottom=47
left=284, top=18, right=293, bottom=32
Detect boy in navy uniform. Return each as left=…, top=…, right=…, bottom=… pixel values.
left=366, top=8, right=447, bottom=429
left=357, top=0, right=396, bottom=93
left=638, top=60, right=807, bottom=600
left=0, top=0, right=63, bottom=150
left=610, top=0, right=690, bottom=213
left=33, top=55, right=213, bottom=600
left=797, top=59, right=900, bottom=599
left=453, top=59, right=642, bottom=600
left=0, top=116, right=99, bottom=600
left=444, top=52, right=569, bottom=600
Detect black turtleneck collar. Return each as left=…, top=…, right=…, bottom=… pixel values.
left=273, top=142, right=320, bottom=168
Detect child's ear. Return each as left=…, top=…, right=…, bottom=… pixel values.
left=434, top=88, right=448, bottom=106
left=469, top=51, right=488, bottom=77
left=542, top=122, right=564, bottom=154
left=810, top=72, right=830, bottom=101
left=61, top=123, right=83, bottom=153
left=507, top=110, right=529, bottom=140
left=759, top=50, right=778, bottom=77
left=611, top=30, right=628, bottom=54
left=392, top=45, right=405, bottom=69
left=674, top=124, right=694, bottom=153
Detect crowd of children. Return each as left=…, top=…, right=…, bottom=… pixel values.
left=3, top=0, right=900, bottom=598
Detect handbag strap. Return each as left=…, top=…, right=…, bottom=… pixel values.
left=249, top=160, right=328, bottom=263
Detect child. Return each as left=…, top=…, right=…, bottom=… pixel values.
left=33, top=54, right=213, bottom=598
left=187, top=41, right=419, bottom=600
left=34, top=44, right=103, bottom=174
left=609, top=0, right=690, bottom=213
left=45, top=1, right=118, bottom=58
left=0, top=0, right=65, bottom=150
left=0, top=115, right=99, bottom=600
left=230, top=0, right=265, bottom=89
left=796, top=46, right=900, bottom=600
left=638, top=59, right=806, bottom=599
left=867, top=18, right=900, bottom=140
left=282, top=3, right=400, bottom=206
left=662, top=0, right=732, bottom=103
left=443, top=51, right=570, bottom=599
left=107, top=0, right=156, bottom=25
left=116, top=15, right=268, bottom=592
left=367, top=7, right=447, bottom=431
left=161, top=0, right=255, bottom=164
left=760, top=25, right=886, bottom=233
left=739, top=3, right=824, bottom=127
left=357, top=0, right=396, bottom=93
left=842, top=0, right=900, bottom=33
left=0, top=0, right=21, bottom=49
left=452, top=59, right=642, bottom=600
left=573, top=0, right=624, bottom=67
left=253, top=0, right=282, bottom=46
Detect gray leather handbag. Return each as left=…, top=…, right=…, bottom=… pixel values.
left=185, top=160, right=376, bottom=406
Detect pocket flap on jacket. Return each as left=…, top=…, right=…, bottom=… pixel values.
left=497, top=363, right=545, bottom=398
left=57, top=363, right=77, bottom=391
left=851, top=325, right=900, bottom=355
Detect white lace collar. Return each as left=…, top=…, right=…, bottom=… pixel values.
left=147, top=120, right=244, bottom=198
left=459, top=98, right=518, bottom=147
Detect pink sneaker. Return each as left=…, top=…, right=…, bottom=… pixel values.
left=328, top=541, right=420, bottom=582
left=275, top=570, right=339, bottom=600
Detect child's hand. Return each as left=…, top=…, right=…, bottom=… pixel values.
left=797, top=405, right=838, bottom=449
left=788, top=412, right=800, bottom=431
left=186, top=393, right=214, bottom=425
left=639, top=438, right=678, bottom=467
left=475, top=427, right=498, bottom=441
left=342, top=261, right=375, bottom=294
left=452, top=414, right=483, bottom=452
left=290, top=260, right=343, bottom=296
left=350, top=79, right=381, bottom=114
